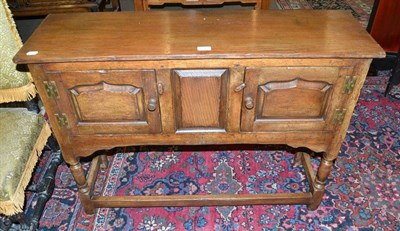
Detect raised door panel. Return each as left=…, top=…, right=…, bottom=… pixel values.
left=46, top=69, right=161, bottom=135
left=257, top=78, right=331, bottom=119
left=172, top=69, right=228, bottom=133
left=70, top=82, right=146, bottom=122
left=241, top=66, right=351, bottom=132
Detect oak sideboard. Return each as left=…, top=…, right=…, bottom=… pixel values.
left=14, top=10, right=384, bottom=213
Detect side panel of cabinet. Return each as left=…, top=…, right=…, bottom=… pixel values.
left=46, top=69, right=161, bottom=134
left=172, top=69, right=228, bottom=133
left=241, top=66, right=353, bottom=132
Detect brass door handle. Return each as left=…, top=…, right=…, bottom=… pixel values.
left=148, top=98, right=157, bottom=111
left=245, top=97, right=254, bottom=109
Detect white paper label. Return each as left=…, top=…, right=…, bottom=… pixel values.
left=26, top=51, right=39, bottom=56
left=197, top=46, right=212, bottom=51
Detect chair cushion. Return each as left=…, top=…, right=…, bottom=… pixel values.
left=0, top=0, right=36, bottom=103
left=0, top=108, right=51, bottom=215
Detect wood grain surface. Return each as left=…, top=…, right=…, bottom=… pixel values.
left=14, top=10, right=384, bottom=64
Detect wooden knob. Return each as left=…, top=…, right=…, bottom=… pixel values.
left=245, top=97, right=254, bottom=109
left=148, top=98, right=157, bottom=111
left=157, top=83, right=164, bottom=95
left=234, top=83, right=246, bottom=92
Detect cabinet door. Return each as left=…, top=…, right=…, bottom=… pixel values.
left=241, top=66, right=350, bottom=132
left=172, top=69, right=229, bottom=133
left=47, top=69, right=161, bottom=135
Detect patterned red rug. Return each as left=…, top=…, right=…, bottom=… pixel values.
left=276, top=0, right=373, bottom=27
left=25, top=75, right=400, bottom=230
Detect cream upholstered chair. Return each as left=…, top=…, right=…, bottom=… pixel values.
left=0, top=0, right=36, bottom=104
left=0, top=0, right=61, bottom=230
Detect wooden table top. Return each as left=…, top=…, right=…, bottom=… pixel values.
left=14, top=10, right=385, bottom=64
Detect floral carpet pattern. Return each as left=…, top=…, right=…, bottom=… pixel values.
left=24, top=75, right=400, bottom=230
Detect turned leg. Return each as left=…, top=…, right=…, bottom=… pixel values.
left=134, top=0, right=145, bottom=11
left=68, top=159, right=96, bottom=214
left=260, top=0, right=270, bottom=10
left=111, top=0, right=121, bottom=11
left=385, top=52, right=400, bottom=96
left=99, top=149, right=113, bottom=170
left=308, top=155, right=334, bottom=210
left=99, top=154, right=109, bottom=170
left=293, top=152, right=303, bottom=167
